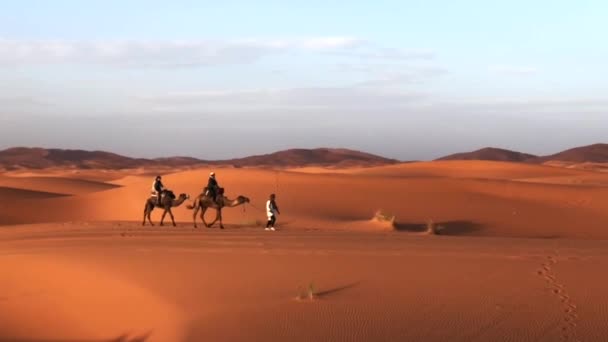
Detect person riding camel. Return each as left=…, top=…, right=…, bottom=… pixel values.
left=206, top=172, right=220, bottom=203
left=152, top=175, right=165, bottom=206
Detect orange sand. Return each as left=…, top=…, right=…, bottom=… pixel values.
left=1, top=161, right=608, bottom=341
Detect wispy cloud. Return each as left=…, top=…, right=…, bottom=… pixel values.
left=341, top=47, right=435, bottom=60
left=0, top=95, right=51, bottom=107
left=489, top=64, right=539, bottom=75
left=137, top=86, right=427, bottom=111
left=0, top=36, right=439, bottom=69
left=437, top=97, right=608, bottom=116
left=0, top=37, right=365, bottom=67
left=354, top=67, right=448, bottom=88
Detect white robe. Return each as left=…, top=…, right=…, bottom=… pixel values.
left=266, top=200, right=278, bottom=218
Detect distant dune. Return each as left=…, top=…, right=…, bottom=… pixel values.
left=0, top=147, right=161, bottom=170
left=2, top=144, right=607, bottom=171
left=437, top=143, right=608, bottom=168
left=436, top=147, right=537, bottom=162
left=535, top=143, right=608, bottom=163
left=0, top=147, right=397, bottom=170
left=216, top=148, right=399, bottom=168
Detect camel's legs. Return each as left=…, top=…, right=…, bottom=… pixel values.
left=207, top=209, right=219, bottom=228
left=143, top=203, right=148, bottom=226
left=147, top=206, right=154, bottom=226
left=218, top=209, right=224, bottom=229
left=202, top=207, right=211, bottom=228
left=192, top=205, right=200, bottom=228
left=168, top=208, right=176, bottom=227
left=160, top=207, right=168, bottom=226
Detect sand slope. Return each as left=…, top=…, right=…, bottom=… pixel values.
left=2, top=224, right=608, bottom=341
left=0, top=175, right=119, bottom=195
left=1, top=161, right=608, bottom=239
left=2, top=161, right=608, bottom=341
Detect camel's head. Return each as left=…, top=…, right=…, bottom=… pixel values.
left=237, top=195, right=250, bottom=203
left=179, top=193, right=189, bottom=200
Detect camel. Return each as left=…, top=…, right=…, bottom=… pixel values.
left=186, top=188, right=250, bottom=229
left=143, top=190, right=190, bottom=227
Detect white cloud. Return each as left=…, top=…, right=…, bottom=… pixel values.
left=297, top=37, right=364, bottom=50
left=0, top=95, right=54, bottom=110
left=489, top=65, right=539, bottom=75
left=0, top=37, right=365, bottom=67
left=354, top=67, right=448, bottom=88
left=0, top=36, right=440, bottom=69
left=331, top=46, right=435, bottom=61
left=137, top=86, right=427, bottom=111
left=435, top=97, right=608, bottom=116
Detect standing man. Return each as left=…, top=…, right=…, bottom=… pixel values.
left=265, top=193, right=280, bottom=231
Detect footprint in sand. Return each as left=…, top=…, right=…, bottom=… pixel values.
left=536, top=251, right=580, bottom=341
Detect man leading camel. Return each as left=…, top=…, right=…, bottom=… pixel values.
left=266, top=193, right=280, bottom=231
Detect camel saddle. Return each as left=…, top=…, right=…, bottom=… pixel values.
left=203, top=187, right=224, bottom=197
left=152, top=190, right=175, bottom=201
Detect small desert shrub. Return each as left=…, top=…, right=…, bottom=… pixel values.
left=426, top=220, right=445, bottom=235
left=374, top=210, right=396, bottom=223
left=297, top=282, right=316, bottom=300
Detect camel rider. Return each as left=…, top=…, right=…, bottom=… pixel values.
left=206, top=172, right=220, bottom=202
left=152, top=175, right=165, bottom=205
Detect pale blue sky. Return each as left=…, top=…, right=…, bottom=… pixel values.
left=0, top=0, right=606, bottom=159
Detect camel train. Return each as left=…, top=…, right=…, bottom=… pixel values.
left=142, top=174, right=250, bottom=228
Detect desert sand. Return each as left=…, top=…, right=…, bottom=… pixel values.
left=2, top=161, right=608, bottom=341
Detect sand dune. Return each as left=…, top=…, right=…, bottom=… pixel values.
left=0, top=250, right=184, bottom=341
left=350, top=160, right=594, bottom=179
left=2, top=168, right=139, bottom=182
left=0, top=186, right=67, bottom=199
left=1, top=161, right=607, bottom=239
left=0, top=147, right=397, bottom=172
left=437, top=147, right=538, bottom=162
left=0, top=175, right=119, bottom=195
left=3, top=224, right=608, bottom=341
left=436, top=143, right=608, bottom=165
left=537, top=143, right=608, bottom=163
left=2, top=160, right=608, bottom=341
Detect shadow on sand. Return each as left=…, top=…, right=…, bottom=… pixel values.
left=315, top=282, right=361, bottom=298
left=394, top=220, right=482, bottom=236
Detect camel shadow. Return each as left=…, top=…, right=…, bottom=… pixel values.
left=394, top=220, right=482, bottom=236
